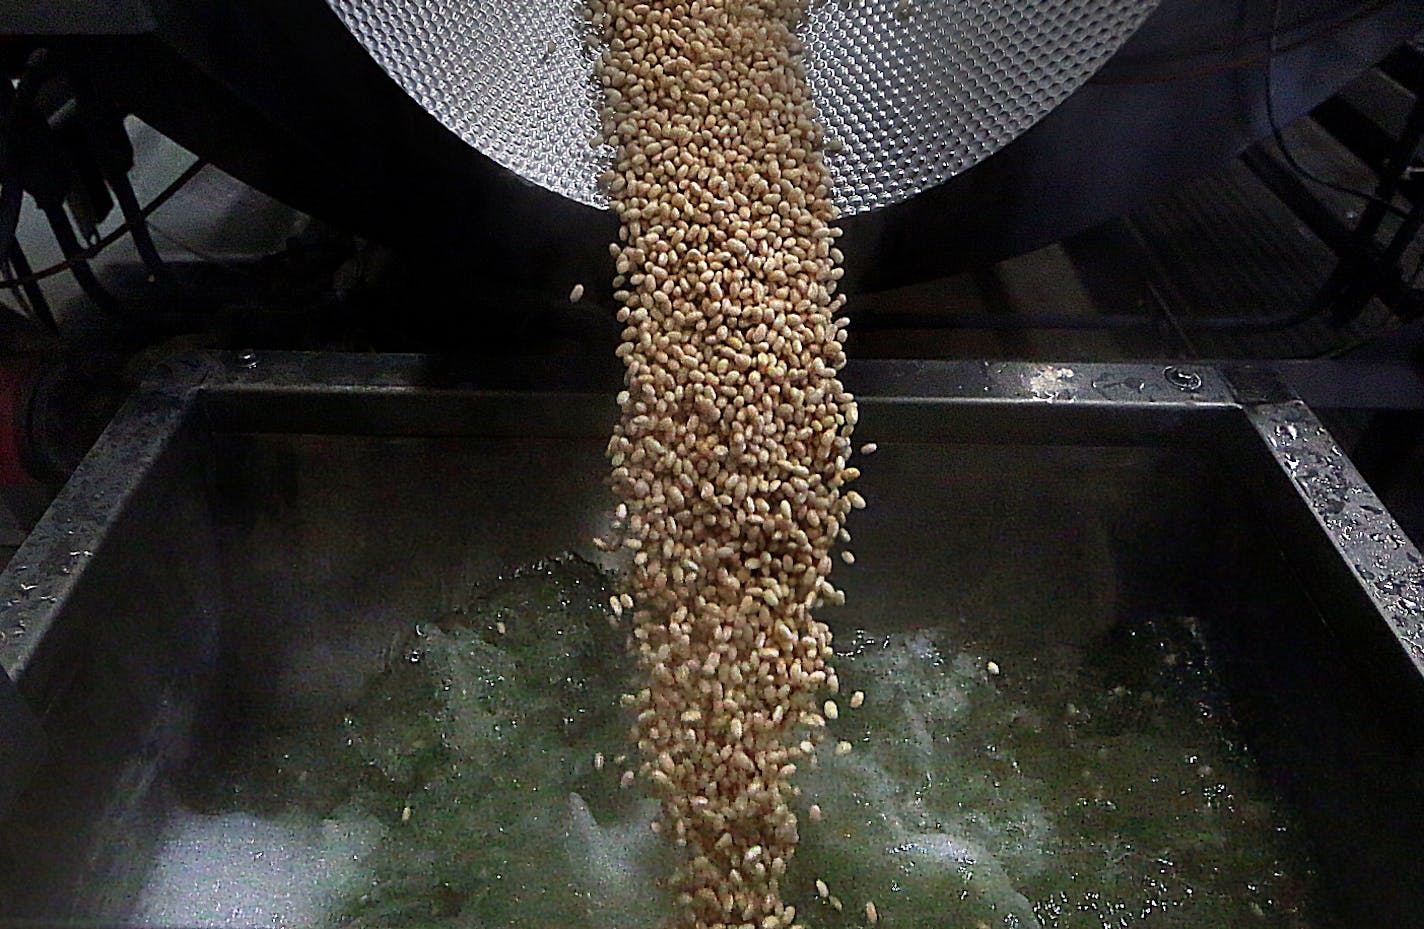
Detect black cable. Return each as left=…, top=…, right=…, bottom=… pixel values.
left=0, top=182, right=21, bottom=277
left=147, top=220, right=262, bottom=277
left=0, top=158, right=208, bottom=292
left=71, top=72, right=175, bottom=288
left=41, top=199, right=125, bottom=317
left=4, top=241, right=55, bottom=331
left=1, top=258, right=35, bottom=318
left=0, top=266, right=39, bottom=326
left=1265, top=0, right=1411, bottom=219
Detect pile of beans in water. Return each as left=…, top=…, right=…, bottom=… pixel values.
left=590, top=1, right=863, bottom=927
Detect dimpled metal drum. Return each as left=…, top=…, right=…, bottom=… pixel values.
left=324, top=0, right=1161, bottom=214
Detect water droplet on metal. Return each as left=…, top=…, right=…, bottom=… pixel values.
left=1163, top=366, right=1203, bottom=392
left=1090, top=375, right=1147, bottom=395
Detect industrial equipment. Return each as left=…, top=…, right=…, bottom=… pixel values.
left=4, top=1, right=1424, bottom=288
left=2, top=3, right=1424, bottom=926
left=1, top=354, right=1422, bottom=924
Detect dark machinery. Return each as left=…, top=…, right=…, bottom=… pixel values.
left=5, top=0, right=1424, bottom=293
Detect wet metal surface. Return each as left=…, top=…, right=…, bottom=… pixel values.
left=4, top=354, right=1420, bottom=694
left=0, top=353, right=1422, bottom=924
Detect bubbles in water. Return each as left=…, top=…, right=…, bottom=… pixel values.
left=158, top=554, right=653, bottom=929
left=131, top=810, right=385, bottom=928
left=792, top=621, right=1317, bottom=929
left=137, top=562, right=1320, bottom=929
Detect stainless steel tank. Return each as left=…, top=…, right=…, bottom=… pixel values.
left=0, top=353, right=1421, bottom=924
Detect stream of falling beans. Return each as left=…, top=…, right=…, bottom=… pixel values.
left=591, top=1, right=860, bottom=927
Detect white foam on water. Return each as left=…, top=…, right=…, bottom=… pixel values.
left=564, top=792, right=671, bottom=928
left=791, top=630, right=1059, bottom=926
left=889, top=833, right=1042, bottom=928
left=129, top=809, right=386, bottom=928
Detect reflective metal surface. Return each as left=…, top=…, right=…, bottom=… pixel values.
left=64, top=1, right=1424, bottom=288
left=324, top=0, right=1160, bottom=212
left=1, top=353, right=1422, bottom=924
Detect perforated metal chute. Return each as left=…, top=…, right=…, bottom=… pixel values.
left=325, top=0, right=1161, bottom=214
